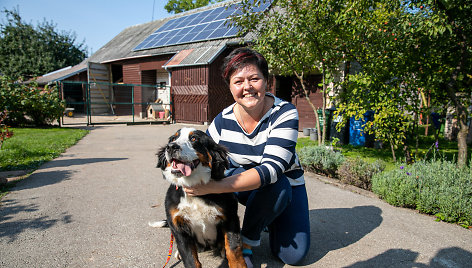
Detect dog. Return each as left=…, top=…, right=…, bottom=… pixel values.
left=155, top=127, right=247, bottom=268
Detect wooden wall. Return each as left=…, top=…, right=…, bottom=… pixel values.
left=122, top=55, right=172, bottom=116
left=171, top=65, right=210, bottom=124
left=208, top=49, right=234, bottom=122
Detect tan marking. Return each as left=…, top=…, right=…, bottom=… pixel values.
left=170, top=208, right=186, bottom=229
left=197, top=151, right=212, bottom=168
left=224, top=232, right=247, bottom=268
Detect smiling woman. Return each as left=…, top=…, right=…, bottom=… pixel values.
left=183, top=47, right=311, bottom=267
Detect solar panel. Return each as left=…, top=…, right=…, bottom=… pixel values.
left=133, top=0, right=272, bottom=51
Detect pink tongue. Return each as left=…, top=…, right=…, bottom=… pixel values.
left=175, top=161, right=192, bottom=176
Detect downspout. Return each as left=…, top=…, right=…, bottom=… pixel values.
left=163, top=65, right=174, bottom=123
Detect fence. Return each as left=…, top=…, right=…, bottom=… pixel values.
left=58, top=81, right=172, bottom=126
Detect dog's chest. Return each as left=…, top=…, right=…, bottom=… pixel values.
left=175, top=196, right=223, bottom=246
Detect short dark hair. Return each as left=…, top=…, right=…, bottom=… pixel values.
left=221, top=47, right=269, bottom=85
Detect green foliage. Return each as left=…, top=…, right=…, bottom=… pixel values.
left=299, top=145, right=345, bottom=177
left=0, top=127, right=89, bottom=171
left=334, top=0, right=472, bottom=165
left=372, top=159, right=472, bottom=227
left=164, top=0, right=224, bottom=14
left=0, top=76, right=65, bottom=126
left=337, top=157, right=386, bottom=190
left=0, top=8, right=87, bottom=79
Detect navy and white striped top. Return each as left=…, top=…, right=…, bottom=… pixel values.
left=207, top=93, right=305, bottom=187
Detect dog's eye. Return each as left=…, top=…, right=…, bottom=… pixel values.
left=191, top=136, right=196, bottom=142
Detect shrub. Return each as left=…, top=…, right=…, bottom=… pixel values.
left=372, top=159, right=472, bottom=227
left=0, top=76, right=65, bottom=126
left=371, top=164, right=419, bottom=208
left=298, top=145, right=345, bottom=177
left=337, top=158, right=386, bottom=190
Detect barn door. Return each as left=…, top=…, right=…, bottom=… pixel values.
left=87, top=62, right=113, bottom=114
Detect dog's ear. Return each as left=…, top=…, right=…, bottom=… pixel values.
left=156, top=146, right=168, bottom=170
left=209, top=142, right=229, bottom=180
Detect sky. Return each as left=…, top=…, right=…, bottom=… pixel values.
left=0, top=0, right=172, bottom=55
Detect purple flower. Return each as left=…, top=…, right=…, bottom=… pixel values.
left=435, top=141, right=439, bottom=149
left=400, top=166, right=404, bottom=169
left=406, top=172, right=411, bottom=176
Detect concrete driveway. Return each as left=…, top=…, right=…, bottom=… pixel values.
left=1, top=124, right=471, bottom=267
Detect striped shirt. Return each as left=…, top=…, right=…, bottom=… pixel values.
left=207, top=93, right=305, bottom=187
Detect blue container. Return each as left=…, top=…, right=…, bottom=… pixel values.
left=349, top=111, right=374, bottom=146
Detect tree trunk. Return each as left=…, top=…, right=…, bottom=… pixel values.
left=456, top=104, right=469, bottom=167
left=294, top=71, right=322, bottom=145
left=321, top=63, right=327, bottom=144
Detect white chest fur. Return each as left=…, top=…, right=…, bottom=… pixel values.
left=175, top=196, right=223, bottom=246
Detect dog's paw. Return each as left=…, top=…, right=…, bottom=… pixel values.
left=148, top=220, right=168, bottom=228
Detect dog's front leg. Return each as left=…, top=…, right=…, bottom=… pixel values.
left=224, top=231, right=247, bottom=268
left=173, top=231, right=202, bottom=268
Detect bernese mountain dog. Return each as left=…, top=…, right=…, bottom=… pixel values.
left=155, top=127, right=246, bottom=268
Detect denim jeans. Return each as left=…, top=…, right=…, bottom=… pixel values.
left=227, top=167, right=311, bottom=265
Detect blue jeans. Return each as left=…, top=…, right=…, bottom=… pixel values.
left=227, top=167, right=310, bottom=265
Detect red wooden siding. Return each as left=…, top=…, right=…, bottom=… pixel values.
left=208, top=50, right=234, bottom=122
left=171, top=66, right=210, bottom=124
left=290, top=75, right=323, bottom=130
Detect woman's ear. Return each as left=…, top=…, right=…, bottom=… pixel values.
left=156, top=146, right=168, bottom=170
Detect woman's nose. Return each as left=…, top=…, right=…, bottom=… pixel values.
left=243, top=79, right=251, bottom=89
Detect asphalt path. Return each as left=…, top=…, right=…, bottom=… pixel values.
left=1, top=124, right=471, bottom=267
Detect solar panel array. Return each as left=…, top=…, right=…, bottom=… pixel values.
left=133, top=1, right=271, bottom=51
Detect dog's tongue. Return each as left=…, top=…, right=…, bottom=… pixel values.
left=173, top=160, right=192, bottom=176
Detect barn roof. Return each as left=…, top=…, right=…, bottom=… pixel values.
left=89, top=0, right=252, bottom=65
left=34, top=60, right=87, bottom=85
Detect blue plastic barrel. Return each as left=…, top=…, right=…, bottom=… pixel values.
left=349, top=111, right=374, bottom=146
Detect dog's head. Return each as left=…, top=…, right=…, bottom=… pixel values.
left=157, top=128, right=228, bottom=187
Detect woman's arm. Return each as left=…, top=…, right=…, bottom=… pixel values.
left=183, top=168, right=261, bottom=196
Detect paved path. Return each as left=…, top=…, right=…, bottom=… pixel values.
left=1, top=124, right=471, bottom=267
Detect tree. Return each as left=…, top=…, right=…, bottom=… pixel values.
left=409, top=0, right=472, bottom=167
left=334, top=0, right=420, bottom=162
left=337, top=0, right=472, bottom=165
left=164, top=0, right=224, bottom=14
left=0, top=8, right=87, bottom=79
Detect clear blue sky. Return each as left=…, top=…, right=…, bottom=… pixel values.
left=0, top=0, right=171, bottom=55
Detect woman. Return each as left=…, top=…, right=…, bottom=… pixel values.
left=183, top=47, right=310, bottom=267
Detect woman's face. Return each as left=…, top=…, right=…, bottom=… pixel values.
left=229, top=64, right=267, bottom=111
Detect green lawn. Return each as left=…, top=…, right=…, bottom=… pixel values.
left=0, top=127, right=89, bottom=171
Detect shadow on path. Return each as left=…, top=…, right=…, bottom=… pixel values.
left=255, top=205, right=383, bottom=267
left=42, top=157, right=128, bottom=169
left=345, top=247, right=472, bottom=267
left=303, top=205, right=383, bottom=265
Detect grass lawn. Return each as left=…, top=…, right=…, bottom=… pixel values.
left=0, top=127, right=89, bottom=199
left=0, top=127, right=89, bottom=171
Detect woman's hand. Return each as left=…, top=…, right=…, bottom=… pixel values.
left=183, top=169, right=261, bottom=196
left=183, top=181, right=217, bottom=196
